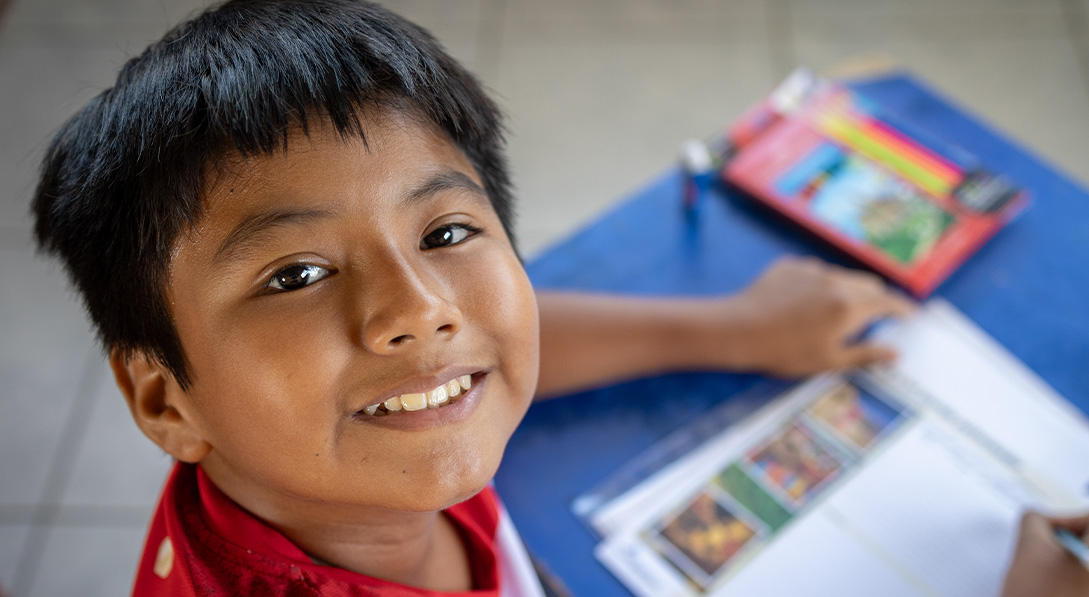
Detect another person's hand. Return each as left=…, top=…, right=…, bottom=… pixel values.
left=1002, top=511, right=1089, bottom=597
left=726, top=256, right=915, bottom=377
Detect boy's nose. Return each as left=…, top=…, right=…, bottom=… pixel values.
left=358, top=260, right=464, bottom=355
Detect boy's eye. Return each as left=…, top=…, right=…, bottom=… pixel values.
left=421, top=223, right=480, bottom=250
left=266, top=264, right=330, bottom=292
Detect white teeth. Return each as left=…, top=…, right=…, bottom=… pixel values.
left=400, top=392, right=428, bottom=411
left=363, top=375, right=475, bottom=416
left=427, top=384, right=449, bottom=408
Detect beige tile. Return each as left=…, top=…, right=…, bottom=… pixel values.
left=0, top=248, right=97, bottom=505
left=789, top=0, right=1065, bottom=15
left=517, top=215, right=583, bottom=260
left=26, top=524, right=147, bottom=597
left=792, top=11, right=1066, bottom=44
left=0, top=42, right=127, bottom=227
left=5, top=0, right=211, bottom=26
left=0, top=0, right=215, bottom=45
left=0, top=226, right=32, bottom=251
left=493, top=2, right=779, bottom=256
left=494, top=38, right=776, bottom=256
left=506, top=0, right=766, bottom=23
left=503, top=0, right=768, bottom=44
left=1068, top=0, right=1089, bottom=81
left=375, top=0, right=485, bottom=24
left=0, top=524, right=31, bottom=591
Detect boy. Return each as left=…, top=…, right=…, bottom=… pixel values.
left=30, top=0, right=1087, bottom=594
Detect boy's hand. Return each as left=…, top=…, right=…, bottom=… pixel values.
left=727, top=257, right=915, bottom=377
left=534, top=256, right=914, bottom=398
left=1002, top=511, right=1089, bottom=597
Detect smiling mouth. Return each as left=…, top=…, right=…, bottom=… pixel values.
left=359, top=375, right=473, bottom=417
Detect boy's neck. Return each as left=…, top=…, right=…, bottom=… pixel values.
left=286, top=504, right=474, bottom=591
left=198, top=462, right=474, bottom=591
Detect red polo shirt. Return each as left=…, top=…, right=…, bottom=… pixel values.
left=132, top=463, right=502, bottom=596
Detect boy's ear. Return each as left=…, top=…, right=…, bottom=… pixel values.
left=109, top=348, right=211, bottom=464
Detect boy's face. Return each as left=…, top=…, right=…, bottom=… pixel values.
left=157, top=109, right=539, bottom=514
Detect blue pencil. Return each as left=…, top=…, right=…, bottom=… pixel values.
left=1055, top=528, right=1089, bottom=567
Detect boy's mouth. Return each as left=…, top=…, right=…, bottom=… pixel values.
left=358, top=374, right=473, bottom=417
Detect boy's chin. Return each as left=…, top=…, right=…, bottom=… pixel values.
left=415, top=480, right=491, bottom=513
left=384, top=452, right=501, bottom=513
left=384, top=481, right=492, bottom=515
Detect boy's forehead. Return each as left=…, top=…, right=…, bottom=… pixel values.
left=210, top=109, right=463, bottom=184
left=181, top=111, right=489, bottom=257
left=200, top=110, right=482, bottom=219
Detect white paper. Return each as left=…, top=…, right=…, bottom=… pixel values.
left=871, top=300, right=1089, bottom=502
left=588, top=299, right=1089, bottom=597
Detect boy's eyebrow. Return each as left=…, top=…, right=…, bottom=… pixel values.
left=213, top=208, right=336, bottom=264
left=211, top=171, right=487, bottom=264
left=405, top=170, right=489, bottom=206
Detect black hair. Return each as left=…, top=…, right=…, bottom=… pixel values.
left=32, top=0, right=514, bottom=390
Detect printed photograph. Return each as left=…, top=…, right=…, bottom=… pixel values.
left=806, top=382, right=905, bottom=452
left=646, top=490, right=761, bottom=590
left=745, top=423, right=846, bottom=506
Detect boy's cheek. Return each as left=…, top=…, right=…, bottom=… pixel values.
left=484, top=262, right=540, bottom=399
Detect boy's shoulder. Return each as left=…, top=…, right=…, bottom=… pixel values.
left=133, top=463, right=503, bottom=596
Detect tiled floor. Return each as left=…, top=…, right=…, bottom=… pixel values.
left=1, top=0, right=1087, bottom=594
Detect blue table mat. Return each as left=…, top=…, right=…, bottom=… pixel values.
left=494, top=73, right=1089, bottom=595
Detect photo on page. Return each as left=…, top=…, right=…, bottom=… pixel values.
left=607, top=379, right=912, bottom=594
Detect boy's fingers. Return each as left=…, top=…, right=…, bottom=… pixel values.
left=1014, top=511, right=1066, bottom=558
left=841, top=343, right=898, bottom=368
left=835, top=270, right=916, bottom=320
left=1022, top=510, right=1089, bottom=549
left=1005, top=511, right=1089, bottom=597
left=842, top=296, right=915, bottom=334
left=884, top=292, right=918, bottom=318
left=1044, top=513, right=1089, bottom=539
left=1021, top=511, right=1053, bottom=539
left=857, top=288, right=917, bottom=320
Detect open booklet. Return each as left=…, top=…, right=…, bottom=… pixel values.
left=574, top=300, right=1089, bottom=596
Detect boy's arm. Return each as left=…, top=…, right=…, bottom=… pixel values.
left=534, top=256, right=915, bottom=399
left=1002, top=512, right=1089, bottom=597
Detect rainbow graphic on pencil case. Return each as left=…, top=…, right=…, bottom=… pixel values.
left=815, top=98, right=962, bottom=198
